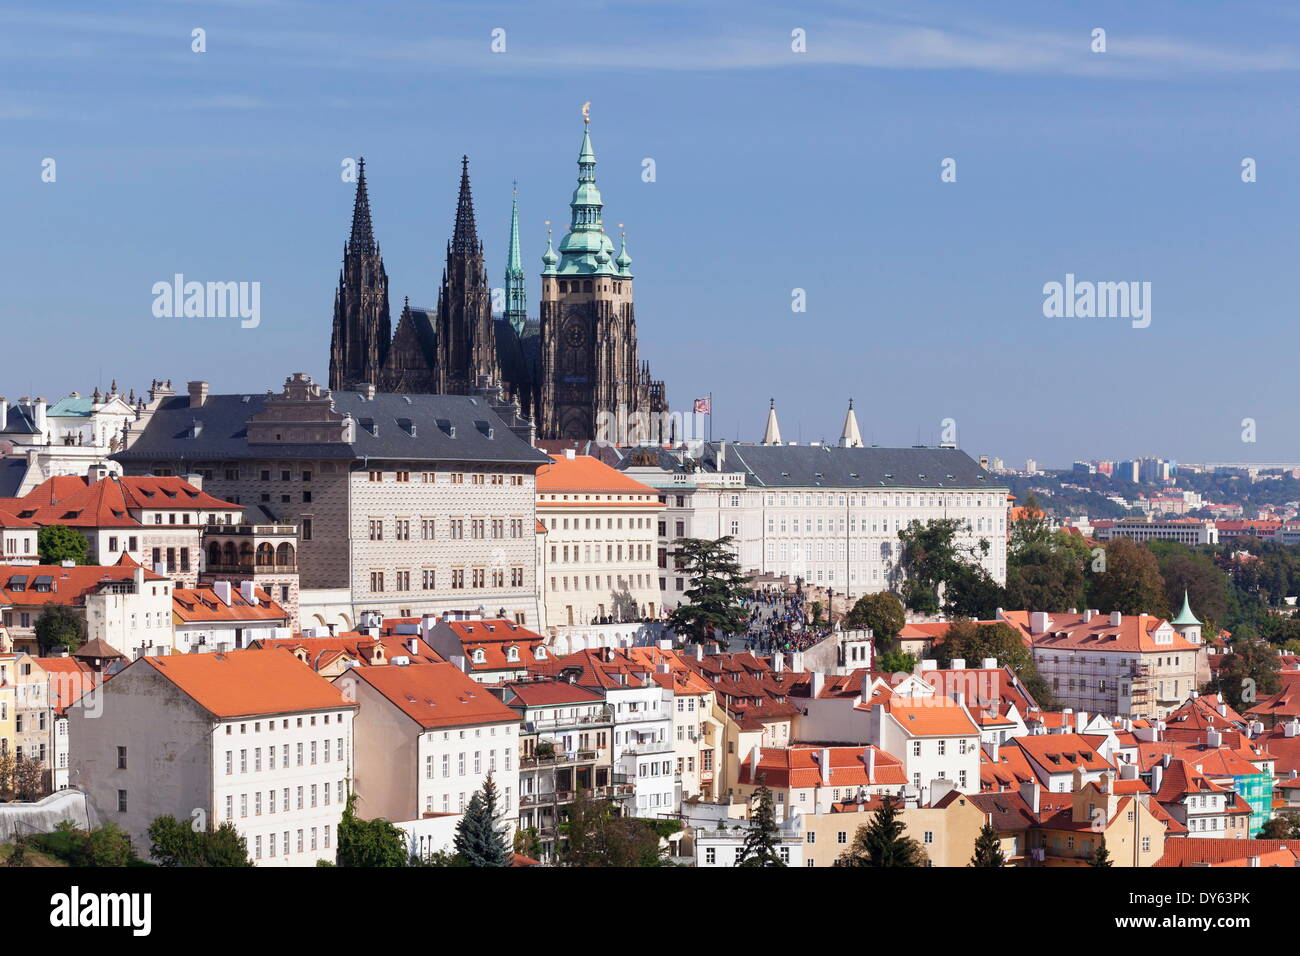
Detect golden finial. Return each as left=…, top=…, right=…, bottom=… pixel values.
left=582, top=101, right=591, bottom=124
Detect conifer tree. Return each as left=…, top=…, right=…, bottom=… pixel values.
left=970, top=820, right=1006, bottom=867
left=454, top=774, right=510, bottom=867
left=735, top=782, right=785, bottom=867
left=836, top=795, right=927, bottom=867
left=1089, top=835, right=1114, bottom=867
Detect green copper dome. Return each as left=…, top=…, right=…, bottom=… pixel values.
left=553, top=123, right=620, bottom=276
left=1171, top=590, right=1201, bottom=627
left=541, top=231, right=558, bottom=273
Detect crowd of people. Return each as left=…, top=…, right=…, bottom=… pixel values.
left=739, top=583, right=834, bottom=655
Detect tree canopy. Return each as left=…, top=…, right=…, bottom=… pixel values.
left=453, top=774, right=511, bottom=867
left=667, top=536, right=752, bottom=644
left=735, top=783, right=785, bottom=867
left=835, top=796, right=927, bottom=867
left=37, top=525, right=88, bottom=565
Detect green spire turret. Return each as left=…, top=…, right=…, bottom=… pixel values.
left=556, top=110, right=617, bottom=276
left=1171, top=590, right=1201, bottom=626
left=504, top=183, right=526, bottom=335
left=541, top=221, right=558, bottom=275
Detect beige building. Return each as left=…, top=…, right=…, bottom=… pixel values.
left=1001, top=610, right=1203, bottom=720
left=799, top=792, right=986, bottom=867
left=536, top=451, right=662, bottom=631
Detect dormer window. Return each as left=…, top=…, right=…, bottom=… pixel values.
left=506, top=646, right=520, bottom=662
left=473, top=649, right=486, bottom=664
left=534, top=646, right=547, bottom=660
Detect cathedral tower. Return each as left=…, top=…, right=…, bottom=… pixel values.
left=540, top=116, right=661, bottom=441
left=328, top=158, right=391, bottom=391
left=504, top=184, right=527, bottom=336
left=434, top=156, right=499, bottom=394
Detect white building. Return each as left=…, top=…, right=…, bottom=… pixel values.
left=621, top=433, right=1010, bottom=611
left=536, top=450, right=663, bottom=631
left=335, top=661, right=520, bottom=855
left=870, top=695, right=982, bottom=800
left=68, top=648, right=356, bottom=866
left=172, top=581, right=293, bottom=653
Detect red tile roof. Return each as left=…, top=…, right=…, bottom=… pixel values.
left=140, top=648, right=350, bottom=718
left=345, top=662, right=520, bottom=729
left=737, top=745, right=906, bottom=789
left=1155, top=838, right=1300, bottom=867
left=0, top=561, right=166, bottom=608
left=173, top=586, right=289, bottom=624
left=8, top=474, right=240, bottom=528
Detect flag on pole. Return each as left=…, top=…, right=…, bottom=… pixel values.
left=693, top=397, right=711, bottom=415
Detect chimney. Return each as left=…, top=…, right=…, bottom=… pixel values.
left=693, top=643, right=703, bottom=662
left=240, top=581, right=258, bottom=606
left=359, top=383, right=376, bottom=400
left=717, top=440, right=727, bottom=470
left=32, top=397, right=47, bottom=433
left=1083, top=609, right=1095, bottom=623
left=981, top=657, right=997, bottom=670
left=133, top=565, right=144, bottom=593
left=1076, top=710, right=1087, bottom=734
left=406, top=637, right=419, bottom=655
left=1119, top=762, right=1138, bottom=780
left=187, top=381, right=209, bottom=408
left=1029, top=611, right=1051, bottom=635
left=1162, top=752, right=1172, bottom=768
left=864, top=747, right=875, bottom=783
left=213, top=581, right=232, bottom=605
left=0, top=396, right=7, bottom=431
left=1019, top=780, right=1040, bottom=815
left=183, top=472, right=203, bottom=491
left=985, top=737, right=1000, bottom=762
left=564, top=447, right=576, bottom=460
left=921, top=658, right=938, bottom=670
left=810, top=671, right=825, bottom=697
left=951, top=658, right=966, bottom=670
left=1110, top=611, right=1122, bottom=626
left=1286, top=720, right=1299, bottom=739
left=1207, top=728, right=1222, bottom=748
left=750, top=744, right=761, bottom=779
left=821, top=748, right=832, bottom=785
left=774, top=653, right=784, bottom=673
left=1217, top=702, right=1228, bottom=718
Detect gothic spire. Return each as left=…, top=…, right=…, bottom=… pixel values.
left=762, top=399, right=783, bottom=446
left=349, top=157, right=376, bottom=253
left=452, top=155, right=480, bottom=254
left=840, top=398, right=863, bottom=448
left=504, top=183, right=527, bottom=335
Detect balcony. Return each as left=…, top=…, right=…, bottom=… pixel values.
left=519, top=790, right=576, bottom=808
left=526, top=711, right=614, bottom=733
left=520, top=749, right=600, bottom=769
left=621, top=740, right=674, bottom=756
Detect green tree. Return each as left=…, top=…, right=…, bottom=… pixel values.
left=1149, top=542, right=1229, bottom=628
left=1207, top=634, right=1280, bottom=711
left=970, top=821, right=1006, bottom=867
left=454, top=774, right=510, bottom=867
left=559, top=789, right=665, bottom=867
left=83, top=822, right=133, bottom=867
left=897, top=519, right=1001, bottom=617
left=11, top=754, right=46, bottom=801
left=1258, top=809, right=1300, bottom=839
left=666, top=536, right=752, bottom=644
left=735, top=782, right=785, bottom=867
left=845, top=591, right=906, bottom=651
left=1088, top=835, right=1114, bottom=867
left=1006, top=534, right=1087, bottom=613
left=1087, top=538, right=1170, bottom=618
left=37, top=525, right=89, bottom=565
left=513, top=826, right=543, bottom=861
left=336, top=792, right=409, bottom=867
left=34, top=604, right=85, bottom=655
left=936, top=620, right=1054, bottom=708
left=147, top=815, right=253, bottom=866
left=835, top=795, right=927, bottom=867
left=877, top=650, right=917, bottom=674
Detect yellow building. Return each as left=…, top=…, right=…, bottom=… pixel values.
left=0, top=626, right=16, bottom=786
left=1028, top=777, right=1167, bottom=867
left=800, top=792, right=986, bottom=867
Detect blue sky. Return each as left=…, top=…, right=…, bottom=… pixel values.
left=3, top=0, right=1298, bottom=467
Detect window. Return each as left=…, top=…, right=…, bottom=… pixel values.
left=117, top=790, right=128, bottom=812
left=117, top=746, right=127, bottom=769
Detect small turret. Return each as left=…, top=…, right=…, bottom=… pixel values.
left=762, top=399, right=783, bottom=446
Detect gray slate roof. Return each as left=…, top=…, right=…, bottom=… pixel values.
left=625, top=441, right=1003, bottom=490
left=114, top=390, right=550, bottom=466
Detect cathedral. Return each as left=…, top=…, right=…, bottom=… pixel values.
left=328, top=119, right=668, bottom=442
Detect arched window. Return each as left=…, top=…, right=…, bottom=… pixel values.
left=208, top=542, right=222, bottom=568
left=223, top=542, right=238, bottom=567
left=276, top=542, right=295, bottom=567
left=559, top=280, right=568, bottom=293
left=256, top=542, right=274, bottom=567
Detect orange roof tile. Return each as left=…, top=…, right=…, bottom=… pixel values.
left=141, top=648, right=350, bottom=718
left=345, top=662, right=520, bottom=729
